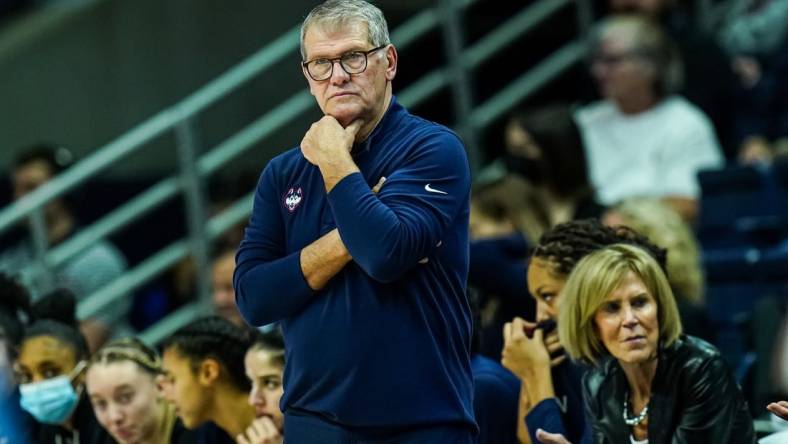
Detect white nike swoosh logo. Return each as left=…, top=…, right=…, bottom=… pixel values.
left=424, top=183, right=447, bottom=195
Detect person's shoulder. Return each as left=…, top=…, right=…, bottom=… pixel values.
left=396, top=107, right=464, bottom=147
left=65, top=239, right=127, bottom=275
left=581, top=356, right=619, bottom=397
left=659, top=96, right=714, bottom=128
left=668, top=334, right=726, bottom=372
left=574, top=100, right=617, bottom=126
left=267, top=145, right=307, bottom=172
left=254, top=146, right=310, bottom=190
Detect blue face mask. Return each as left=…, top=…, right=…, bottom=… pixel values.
left=19, top=361, right=87, bottom=425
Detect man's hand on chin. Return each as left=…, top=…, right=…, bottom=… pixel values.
left=301, top=116, right=363, bottom=192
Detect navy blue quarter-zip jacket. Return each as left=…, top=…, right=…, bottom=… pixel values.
left=234, top=97, right=475, bottom=431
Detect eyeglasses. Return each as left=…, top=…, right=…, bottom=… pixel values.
left=302, top=45, right=387, bottom=81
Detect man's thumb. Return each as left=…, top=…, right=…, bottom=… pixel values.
left=346, top=119, right=364, bottom=139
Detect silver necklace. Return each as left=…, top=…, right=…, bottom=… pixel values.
left=623, top=395, right=649, bottom=426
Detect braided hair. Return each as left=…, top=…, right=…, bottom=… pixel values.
left=91, top=338, right=162, bottom=376
left=532, top=219, right=667, bottom=277
left=162, top=316, right=253, bottom=392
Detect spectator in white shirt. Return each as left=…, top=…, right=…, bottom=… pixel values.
left=575, top=15, right=723, bottom=223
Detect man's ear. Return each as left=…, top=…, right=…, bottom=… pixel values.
left=384, top=44, right=398, bottom=81
left=197, top=358, right=221, bottom=386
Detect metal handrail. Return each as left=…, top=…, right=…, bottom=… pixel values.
left=470, top=40, right=586, bottom=130
left=400, top=0, right=572, bottom=107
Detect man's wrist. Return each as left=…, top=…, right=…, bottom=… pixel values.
left=328, top=229, right=352, bottom=261
left=321, top=156, right=360, bottom=193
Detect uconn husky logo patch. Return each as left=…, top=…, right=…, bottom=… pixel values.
left=284, top=187, right=303, bottom=212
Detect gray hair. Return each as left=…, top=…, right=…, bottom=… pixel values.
left=300, top=0, right=391, bottom=60
left=593, top=14, right=683, bottom=96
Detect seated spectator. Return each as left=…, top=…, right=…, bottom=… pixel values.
left=501, top=219, right=665, bottom=444
left=160, top=316, right=255, bottom=443
left=575, top=15, right=723, bottom=222
left=469, top=176, right=536, bottom=359
left=502, top=105, right=604, bottom=226
left=16, top=290, right=112, bottom=443
left=471, top=174, right=545, bottom=245
left=212, top=248, right=244, bottom=328
left=603, top=198, right=712, bottom=341
left=0, top=144, right=130, bottom=351
left=609, top=0, right=739, bottom=159
left=714, top=0, right=788, bottom=165
left=542, top=244, right=755, bottom=444
left=238, top=329, right=285, bottom=444
left=86, top=338, right=195, bottom=444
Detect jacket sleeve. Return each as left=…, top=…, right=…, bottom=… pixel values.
left=671, top=356, right=756, bottom=444
left=326, top=130, right=470, bottom=283
left=581, top=370, right=613, bottom=444
left=525, top=399, right=595, bottom=444
left=233, top=164, right=314, bottom=327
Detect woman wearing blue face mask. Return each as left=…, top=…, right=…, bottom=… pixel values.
left=15, top=289, right=112, bottom=444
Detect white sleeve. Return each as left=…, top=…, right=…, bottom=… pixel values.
left=658, top=110, right=724, bottom=199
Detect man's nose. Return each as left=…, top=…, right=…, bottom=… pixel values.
left=329, top=60, right=350, bottom=84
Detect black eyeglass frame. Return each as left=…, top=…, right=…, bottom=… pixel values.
left=302, top=44, right=388, bottom=81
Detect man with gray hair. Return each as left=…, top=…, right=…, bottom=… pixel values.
left=234, top=1, right=476, bottom=442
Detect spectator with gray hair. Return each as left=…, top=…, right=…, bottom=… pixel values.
left=234, top=0, right=476, bottom=442
left=575, top=15, right=723, bottom=223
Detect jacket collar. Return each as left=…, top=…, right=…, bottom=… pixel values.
left=352, top=95, right=405, bottom=156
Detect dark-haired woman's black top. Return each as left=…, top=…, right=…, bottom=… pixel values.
left=34, top=395, right=112, bottom=444
left=182, top=422, right=234, bottom=444
left=583, top=335, right=756, bottom=444
left=170, top=418, right=207, bottom=444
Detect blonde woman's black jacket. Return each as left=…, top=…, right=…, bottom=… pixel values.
left=582, top=335, right=756, bottom=444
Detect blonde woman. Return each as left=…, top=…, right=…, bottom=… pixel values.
left=86, top=338, right=192, bottom=444
left=538, top=245, right=754, bottom=444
